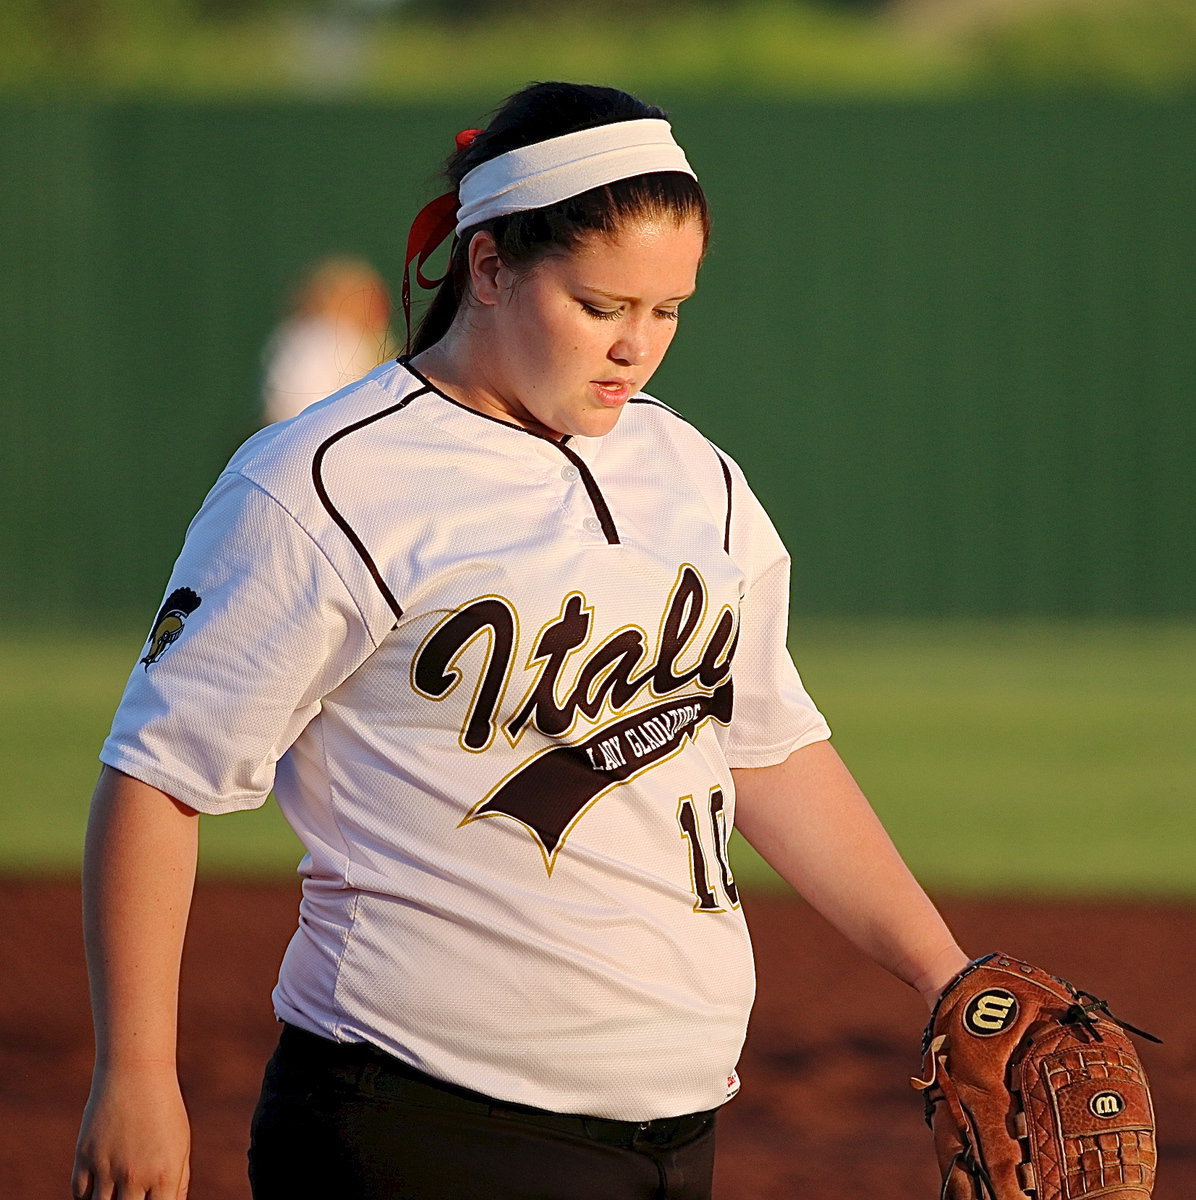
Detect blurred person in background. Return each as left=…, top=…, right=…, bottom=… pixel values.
left=261, top=254, right=393, bottom=424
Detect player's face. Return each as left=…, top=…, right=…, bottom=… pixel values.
left=484, top=216, right=704, bottom=439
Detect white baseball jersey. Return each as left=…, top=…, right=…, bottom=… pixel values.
left=102, top=358, right=831, bottom=1121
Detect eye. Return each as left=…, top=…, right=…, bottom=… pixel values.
left=654, top=308, right=680, bottom=322
left=580, top=302, right=621, bottom=321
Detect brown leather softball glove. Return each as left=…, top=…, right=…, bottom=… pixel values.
left=912, top=953, right=1160, bottom=1199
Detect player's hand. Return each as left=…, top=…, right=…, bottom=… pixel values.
left=72, top=1063, right=191, bottom=1199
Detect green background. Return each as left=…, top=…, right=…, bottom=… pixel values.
left=2, top=95, right=1193, bottom=894
left=4, top=622, right=1193, bottom=894
left=2, top=99, right=1194, bottom=626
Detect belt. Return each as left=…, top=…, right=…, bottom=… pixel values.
left=277, top=1024, right=717, bottom=1152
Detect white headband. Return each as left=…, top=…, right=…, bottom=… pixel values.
left=454, top=118, right=696, bottom=236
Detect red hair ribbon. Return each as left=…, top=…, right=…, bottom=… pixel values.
left=400, top=129, right=484, bottom=352
left=401, top=190, right=457, bottom=353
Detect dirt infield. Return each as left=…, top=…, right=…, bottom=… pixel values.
left=3, top=879, right=1191, bottom=1199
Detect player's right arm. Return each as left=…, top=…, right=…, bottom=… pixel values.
left=72, top=766, right=199, bottom=1200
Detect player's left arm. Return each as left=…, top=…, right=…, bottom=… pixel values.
left=732, top=740, right=969, bottom=1008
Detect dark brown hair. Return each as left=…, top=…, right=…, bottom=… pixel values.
left=409, top=82, right=710, bottom=355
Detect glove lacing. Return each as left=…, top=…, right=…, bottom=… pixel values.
left=941, top=1143, right=998, bottom=1200
left=1061, top=991, right=1162, bottom=1044
left=915, top=1036, right=998, bottom=1200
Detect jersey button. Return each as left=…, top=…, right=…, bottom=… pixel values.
left=561, top=464, right=580, bottom=482
left=583, top=516, right=603, bottom=534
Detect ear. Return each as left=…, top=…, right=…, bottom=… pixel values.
left=467, top=231, right=505, bottom=307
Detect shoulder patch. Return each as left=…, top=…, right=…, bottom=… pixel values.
left=141, top=587, right=202, bottom=670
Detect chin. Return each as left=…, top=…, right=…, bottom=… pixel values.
left=572, top=406, right=626, bottom=439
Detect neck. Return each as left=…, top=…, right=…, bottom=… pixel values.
left=410, top=335, right=562, bottom=442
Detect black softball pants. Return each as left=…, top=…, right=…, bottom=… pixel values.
left=249, top=1024, right=719, bottom=1200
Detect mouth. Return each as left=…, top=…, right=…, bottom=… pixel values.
left=590, top=379, right=635, bottom=407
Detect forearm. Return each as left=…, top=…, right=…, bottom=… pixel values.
left=733, top=740, right=968, bottom=1006
left=74, top=767, right=200, bottom=1198
left=82, top=765, right=200, bottom=1072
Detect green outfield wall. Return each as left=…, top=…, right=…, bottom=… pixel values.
left=2, top=98, right=1193, bottom=624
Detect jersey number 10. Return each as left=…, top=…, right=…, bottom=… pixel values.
left=677, top=789, right=740, bottom=913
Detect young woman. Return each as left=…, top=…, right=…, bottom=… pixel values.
left=73, top=81, right=969, bottom=1200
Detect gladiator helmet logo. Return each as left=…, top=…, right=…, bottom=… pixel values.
left=141, top=587, right=202, bottom=669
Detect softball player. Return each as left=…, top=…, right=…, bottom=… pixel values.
left=73, top=81, right=969, bottom=1200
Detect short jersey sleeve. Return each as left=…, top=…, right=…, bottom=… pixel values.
left=100, top=470, right=380, bottom=813
left=718, top=456, right=831, bottom=768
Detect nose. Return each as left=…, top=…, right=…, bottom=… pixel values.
left=609, top=330, right=646, bottom=368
